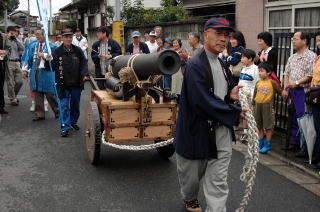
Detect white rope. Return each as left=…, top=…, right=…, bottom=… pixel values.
left=236, top=87, right=260, bottom=212
left=101, top=130, right=174, bottom=151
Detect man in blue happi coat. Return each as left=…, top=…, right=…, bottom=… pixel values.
left=22, top=28, right=59, bottom=121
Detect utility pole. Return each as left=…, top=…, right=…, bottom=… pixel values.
left=27, top=0, right=30, bottom=32
left=4, top=8, right=8, bottom=32
left=115, top=0, right=120, bottom=20
left=49, top=0, right=53, bottom=35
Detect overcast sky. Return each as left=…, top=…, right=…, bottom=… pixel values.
left=17, top=0, right=72, bottom=16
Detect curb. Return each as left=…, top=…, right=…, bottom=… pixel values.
left=233, top=142, right=320, bottom=180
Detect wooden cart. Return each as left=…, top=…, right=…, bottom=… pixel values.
left=85, top=90, right=177, bottom=165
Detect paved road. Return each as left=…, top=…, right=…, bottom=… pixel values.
left=0, top=83, right=319, bottom=212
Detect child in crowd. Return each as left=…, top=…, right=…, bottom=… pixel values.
left=238, top=49, right=260, bottom=141
left=253, top=62, right=282, bottom=153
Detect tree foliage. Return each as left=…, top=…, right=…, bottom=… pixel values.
left=121, top=0, right=186, bottom=27
left=0, top=0, right=19, bottom=18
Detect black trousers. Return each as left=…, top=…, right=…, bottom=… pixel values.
left=0, top=61, right=5, bottom=108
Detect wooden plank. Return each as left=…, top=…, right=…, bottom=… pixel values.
left=143, top=125, right=172, bottom=138
left=109, top=127, right=140, bottom=140
left=150, top=107, right=173, bottom=122
left=108, top=121, right=174, bottom=129
left=110, top=108, right=140, bottom=124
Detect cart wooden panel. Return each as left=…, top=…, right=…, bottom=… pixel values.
left=91, top=90, right=177, bottom=143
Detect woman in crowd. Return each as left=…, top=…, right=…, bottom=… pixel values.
left=226, top=30, right=246, bottom=84
left=156, top=36, right=165, bottom=52
left=171, top=39, right=187, bottom=102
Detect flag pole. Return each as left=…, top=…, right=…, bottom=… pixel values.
left=36, top=0, right=64, bottom=127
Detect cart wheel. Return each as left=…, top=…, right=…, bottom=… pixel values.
left=86, top=101, right=101, bottom=165
left=155, top=140, right=175, bottom=159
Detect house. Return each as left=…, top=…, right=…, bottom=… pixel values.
left=8, top=10, right=39, bottom=33
left=184, top=0, right=320, bottom=50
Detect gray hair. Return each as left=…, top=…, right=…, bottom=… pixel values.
left=188, top=32, right=200, bottom=42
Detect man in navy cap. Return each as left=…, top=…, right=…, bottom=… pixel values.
left=126, top=31, right=150, bottom=55
left=174, top=17, right=244, bottom=212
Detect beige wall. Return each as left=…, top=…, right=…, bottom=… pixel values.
left=236, top=0, right=264, bottom=52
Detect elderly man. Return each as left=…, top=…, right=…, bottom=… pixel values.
left=188, top=32, right=203, bottom=58
left=22, top=28, right=59, bottom=121
left=6, top=26, right=24, bottom=106
left=145, top=31, right=158, bottom=53
left=72, top=28, right=88, bottom=59
left=154, top=26, right=162, bottom=37
left=174, top=17, right=243, bottom=212
left=126, top=31, right=150, bottom=55
left=282, top=31, right=317, bottom=157
left=91, top=26, right=122, bottom=89
left=51, top=28, right=89, bottom=137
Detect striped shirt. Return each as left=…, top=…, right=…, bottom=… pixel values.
left=284, top=49, right=317, bottom=87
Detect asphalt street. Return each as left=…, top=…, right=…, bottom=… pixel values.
left=0, top=82, right=319, bottom=212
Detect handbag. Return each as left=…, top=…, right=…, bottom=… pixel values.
left=306, top=86, right=320, bottom=105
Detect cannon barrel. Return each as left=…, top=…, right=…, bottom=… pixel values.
left=110, top=50, right=181, bottom=81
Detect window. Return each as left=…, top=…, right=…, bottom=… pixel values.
left=266, top=3, right=320, bottom=34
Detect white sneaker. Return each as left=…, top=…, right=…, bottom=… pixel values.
left=30, top=101, right=35, bottom=112
left=44, top=100, right=48, bottom=112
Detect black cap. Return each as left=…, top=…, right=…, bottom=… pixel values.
left=204, top=17, right=235, bottom=32
left=97, top=26, right=107, bottom=33
left=75, top=28, right=81, bottom=32
left=62, top=28, right=73, bottom=36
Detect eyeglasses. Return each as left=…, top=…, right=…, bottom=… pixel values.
left=291, top=38, right=301, bottom=41
left=205, top=30, right=230, bottom=37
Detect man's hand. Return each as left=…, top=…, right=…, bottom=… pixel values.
left=98, top=54, right=112, bottom=59
left=180, top=52, right=189, bottom=60
left=0, top=50, right=7, bottom=56
left=240, top=108, right=247, bottom=118
left=22, top=71, right=28, bottom=79
left=45, top=54, right=52, bottom=61
left=230, top=85, right=243, bottom=101
left=37, top=52, right=44, bottom=58
left=282, top=90, right=289, bottom=99
left=287, top=81, right=297, bottom=89
left=83, top=76, right=89, bottom=81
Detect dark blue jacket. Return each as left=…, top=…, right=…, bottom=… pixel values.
left=126, top=42, right=150, bottom=54
left=174, top=48, right=241, bottom=159
left=227, top=45, right=245, bottom=66
left=91, top=39, right=122, bottom=77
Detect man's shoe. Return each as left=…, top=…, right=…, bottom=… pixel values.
left=185, top=199, right=202, bottom=212
left=30, top=101, right=35, bottom=112
left=71, top=124, right=80, bottom=131
left=10, top=99, right=18, bottom=106
left=0, top=108, right=8, bottom=114
left=295, top=149, right=308, bottom=158
left=61, top=130, right=69, bottom=137
left=32, top=117, right=45, bottom=121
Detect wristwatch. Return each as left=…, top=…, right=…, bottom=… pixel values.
left=295, top=80, right=300, bottom=86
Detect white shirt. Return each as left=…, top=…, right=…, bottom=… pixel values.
left=145, top=41, right=158, bottom=53
left=238, top=64, right=260, bottom=99
left=72, top=35, right=88, bottom=59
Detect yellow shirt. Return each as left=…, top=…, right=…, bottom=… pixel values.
left=311, top=56, right=320, bottom=86
left=254, top=79, right=274, bottom=103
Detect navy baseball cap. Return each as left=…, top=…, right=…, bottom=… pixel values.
left=204, top=17, right=235, bottom=32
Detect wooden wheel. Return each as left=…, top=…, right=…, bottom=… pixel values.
left=86, top=101, right=101, bottom=165
left=155, top=140, right=175, bottom=159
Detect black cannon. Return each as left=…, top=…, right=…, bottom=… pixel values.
left=99, top=50, right=181, bottom=102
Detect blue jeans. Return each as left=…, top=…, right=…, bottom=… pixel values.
left=60, top=89, right=81, bottom=131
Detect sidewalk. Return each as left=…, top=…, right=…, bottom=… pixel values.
left=233, top=130, right=320, bottom=196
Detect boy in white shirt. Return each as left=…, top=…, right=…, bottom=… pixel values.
left=238, top=49, right=260, bottom=141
